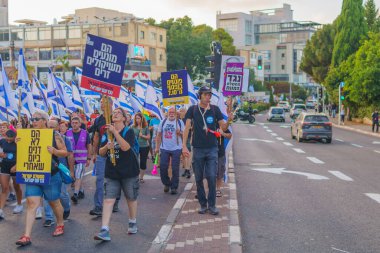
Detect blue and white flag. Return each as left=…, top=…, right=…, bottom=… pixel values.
left=135, top=79, right=147, bottom=104
left=144, top=81, right=163, bottom=120
left=187, top=74, right=198, bottom=105
left=17, top=49, right=35, bottom=118
left=31, top=76, right=48, bottom=113
left=130, top=92, right=143, bottom=113
left=54, top=75, right=75, bottom=112
left=75, top=67, right=101, bottom=99
left=116, top=86, right=134, bottom=114
left=0, top=56, right=18, bottom=113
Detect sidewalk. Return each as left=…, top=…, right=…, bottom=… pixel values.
left=329, top=115, right=380, bottom=138
left=148, top=151, right=242, bottom=253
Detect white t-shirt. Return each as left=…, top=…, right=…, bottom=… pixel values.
left=157, top=118, right=184, bottom=151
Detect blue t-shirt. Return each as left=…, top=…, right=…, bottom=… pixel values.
left=58, top=135, right=72, bottom=167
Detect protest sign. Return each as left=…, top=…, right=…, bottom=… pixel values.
left=16, top=129, right=53, bottom=185
left=81, top=34, right=128, bottom=98
left=222, top=62, right=244, bottom=96
left=161, top=70, right=189, bottom=106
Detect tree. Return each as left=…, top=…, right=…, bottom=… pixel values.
left=144, top=18, right=157, bottom=26
left=332, top=0, right=368, bottom=67
left=269, top=89, right=275, bottom=105
left=364, top=0, right=379, bottom=32
left=212, top=28, right=236, bottom=56
left=300, top=24, right=335, bottom=83
left=55, top=54, right=71, bottom=81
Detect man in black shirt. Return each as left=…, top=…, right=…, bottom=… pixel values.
left=182, top=86, right=233, bottom=215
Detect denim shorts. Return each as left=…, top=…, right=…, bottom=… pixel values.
left=104, top=176, right=139, bottom=201
left=25, top=173, right=62, bottom=201
left=217, top=156, right=226, bottom=180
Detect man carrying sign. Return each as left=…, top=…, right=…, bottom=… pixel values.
left=16, top=111, right=68, bottom=247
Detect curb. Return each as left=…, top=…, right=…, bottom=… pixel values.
left=333, top=123, right=380, bottom=138
left=228, top=150, right=243, bottom=253
left=147, top=182, right=194, bottom=253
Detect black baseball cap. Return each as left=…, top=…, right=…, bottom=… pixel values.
left=5, top=129, right=16, bottom=138
left=198, top=85, right=212, bottom=94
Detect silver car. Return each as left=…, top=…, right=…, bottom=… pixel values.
left=291, top=112, right=332, bottom=143
left=290, top=104, right=307, bottom=119
left=267, top=107, right=285, bottom=122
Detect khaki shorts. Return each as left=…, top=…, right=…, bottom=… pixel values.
left=104, top=176, right=139, bottom=201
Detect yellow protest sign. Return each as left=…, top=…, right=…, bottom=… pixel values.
left=16, top=129, right=54, bottom=185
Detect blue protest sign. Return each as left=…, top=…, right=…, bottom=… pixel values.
left=161, top=70, right=189, bottom=106
left=81, top=34, right=128, bottom=98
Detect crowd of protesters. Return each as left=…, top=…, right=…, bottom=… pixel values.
left=0, top=85, right=233, bottom=246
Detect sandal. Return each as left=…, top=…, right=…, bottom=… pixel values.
left=16, top=235, right=31, bottom=246
left=53, top=225, right=64, bottom=237
left=216, top=190, right=223, bottom=198
left=139, top=178, right=145, bottom=183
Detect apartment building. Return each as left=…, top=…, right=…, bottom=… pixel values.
left=0, top=7, right=167, bottom=83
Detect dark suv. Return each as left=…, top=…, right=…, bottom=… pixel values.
left=291, top=113, right=332, bottom=143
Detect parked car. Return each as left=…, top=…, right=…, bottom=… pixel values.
left=277, top=101, right=290, bottom=112
left=290, top=112, right=332, bottom=143
left=290, top=104, right=307, bottom=119
left=267, top=107, right=286, bottom=122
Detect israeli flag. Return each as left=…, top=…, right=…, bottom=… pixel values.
left=17, top=49, right=30, bottom=91
left=31, top=77, right=48, bottom=113
left=130, top=92, right=143, bottom=113
left=75, top=67, right=101, bottom=99
left=117, top=86, right=134, bottom=114
left=135, top=79, right=147, bottom=104
left=187, top=74, right=198, bottom=105
left=0, top=56, right=18, bottom=112
left=143, top=80, right=163, bottom=120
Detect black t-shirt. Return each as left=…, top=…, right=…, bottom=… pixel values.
left=0, top=139, right=17, bottom=169
left=93, top=115, right=106, bottom=153
left=101, top=127, right=140, bottom=179
left=185, top=104, right=224, bottom=148
left=218, top=128, right=231, bottom=157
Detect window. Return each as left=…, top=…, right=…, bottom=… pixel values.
left=159, top=54, right=163, bottom=61
left=245, top=20, right=252, bottom=33
left=24, top=28, right=38, bottom=41
left=53, top=47, right=66, bottom=59
left=39, top=48, right=51, bottom=60
left=264, top=62, right=271, bottom=70
left=39, top=27, right=51, bottom=40
left=0, top=49, right=10, bottom=61
left=68, top=47, right=81, bottom=59
left=53, top=26, right=67, bottom=39
left=68, top=26, right=81, bottom=38
left=140, top=31, right=145, bottom=39
left=150, top=32, right=156, bottom=41
left=219, top=19, right=238, bottom=32
left=281, top=53, right=285, bottom=58
left=281, top=65, right=285, bottom=70
left=0, top=30, right=9, bottom=41
left=245, top=35, right=252, bottom=46
left=10, top=28, right=23, bottom=41
left=114, top=23, right=128, bottom=37
left=99, top=24, right=113, bottom=37
left=159, top=34, right=163, bottom=42
left=25, top=48, right=38, bottom=61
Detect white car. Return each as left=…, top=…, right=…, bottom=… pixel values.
left=267, top=107, right=286, bottom=122
left=306, top=100, right=317, bottom=109
left=290, top=104, right=307, bottom=119
left=277, top=101, right=290, bottom=112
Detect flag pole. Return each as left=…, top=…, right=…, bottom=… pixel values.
left=103, top=96, right=116, bottom=166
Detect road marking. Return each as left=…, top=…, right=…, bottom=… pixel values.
left=372, top=141, right=380, bottom=144
left=250, top=163, right=272, bottom=166
left=374, top=150, right=380, bottom=154
left=280, top=125, right=291, bottom=128
left=351, top=143, right=363, bottom=148
left=263, top=126, right=268, bottom=129
left=307, top=157, right=324, bottom=164
left=328, top=171, right=353, bottom=181
left=331, top=247, right=351, bottom=253
left=292, top=148, right=305, bottom=153
left=252, top=168, right=329, bottom=180
left=335, top=138, right=344, bottom=142
left=266, top=130, right=272, bottom=132
left=240, top=138, right=274, bottom=143
left=276, top=137, right=284, bottom=141
left=283, top=142, right=293, bottom=146
left=271, top=133, right=278, bottom=136
left=365, top=193, right=380, bottom=204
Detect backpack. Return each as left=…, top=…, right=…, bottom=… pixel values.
left=160, top=118, right=183, bottom=146
left=103, top=126, right=139, bottom=158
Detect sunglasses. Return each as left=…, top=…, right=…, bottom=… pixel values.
left=31, top=117, right=43, bottom=122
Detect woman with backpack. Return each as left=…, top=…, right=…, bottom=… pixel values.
left=94, top=108, right=140, bottom=241
left=132, top=113, right=150, bottom=183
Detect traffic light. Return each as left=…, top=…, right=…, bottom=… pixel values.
left=205, top=41, right=222, bottom=90
left=318, top=87, right=323, bottom=99
left=257, top=56, right=263, bottom=70
left=340, top=82, right=345, bottom=100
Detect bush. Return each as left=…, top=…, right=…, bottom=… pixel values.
left=241, top=102, right=270, bottom=113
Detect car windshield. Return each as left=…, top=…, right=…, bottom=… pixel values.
left=271, top=108, right=284, bottom=114
left=304, top=115, right=329, bottom=123
left=294, top=105, right=306, bottom=110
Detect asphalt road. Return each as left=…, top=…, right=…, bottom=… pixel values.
left=234, top=112, right=380, bottom=253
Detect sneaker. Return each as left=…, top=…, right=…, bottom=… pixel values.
left=89, top=206, right=102, bottom=216
left=181, top=170, right=187, bottom=177
left=35, top=207, right=43, bottom=220
left=186, top=170, right=191, bottom=179
left=170, top=189, right=178, bottom=195
left=7, top=193, right=16, bottom=202
left=13, top=205, right=24, bottom=214
left=15, top=235, right=31, bottom=247
left=0, top=209, right=5, bottom=220
left=63, top=210, right=70, bottom=220
left=71, top=194, right=78, bottom=204
left=112, top=202, right=119, bottom=213
left=43, top=220, right=55, bottom=227
left=198, top=206, right=207, bottom=214
left=52, top=225, right=64, bottom=237
left=94, top=229, right=111, bottom=241
left=128, top=222, right=138, bottom=234
left=78, top=191, right=85, bottom=199
left=164, top=185, right=169, bottom=193
left=208, top=206, right=219, bottom=215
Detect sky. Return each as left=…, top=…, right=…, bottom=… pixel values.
left=7, top=0, right=380, bottom=27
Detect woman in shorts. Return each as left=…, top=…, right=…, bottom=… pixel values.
left=94, top=108, right=140, bottom=241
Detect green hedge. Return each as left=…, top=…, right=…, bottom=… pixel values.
left=241, top=102, right=271, bottom=113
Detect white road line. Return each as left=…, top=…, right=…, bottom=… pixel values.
left=271, top=133, right=278, bottom=136
left=351, top=143, right=363, bottom=148
left=266, top=130, right=272, bottom=133
left=372, top=141, right=380, bottom=144
left=276, top=137, right=284, bottom=141
left=263, top=126, right=268, bottom=129
left=307, top=157, right=324, bottom=164
left=365, top=193, right=380, bottom=204
left=328, top=171, right=354, bottom=181
left=331, top=247, right=351, bottom=253
left=283, top=142, right=293, bottom=146
left=292, top=148, right=305, bottom=153
left=335, top=138, right=344, bottom=142
left=374, top=150, right=380, bottom=154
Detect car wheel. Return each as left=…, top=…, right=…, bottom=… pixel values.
left=297, top=131, right=303, bottom=142
left=326, top=138, right=332, bottom=144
